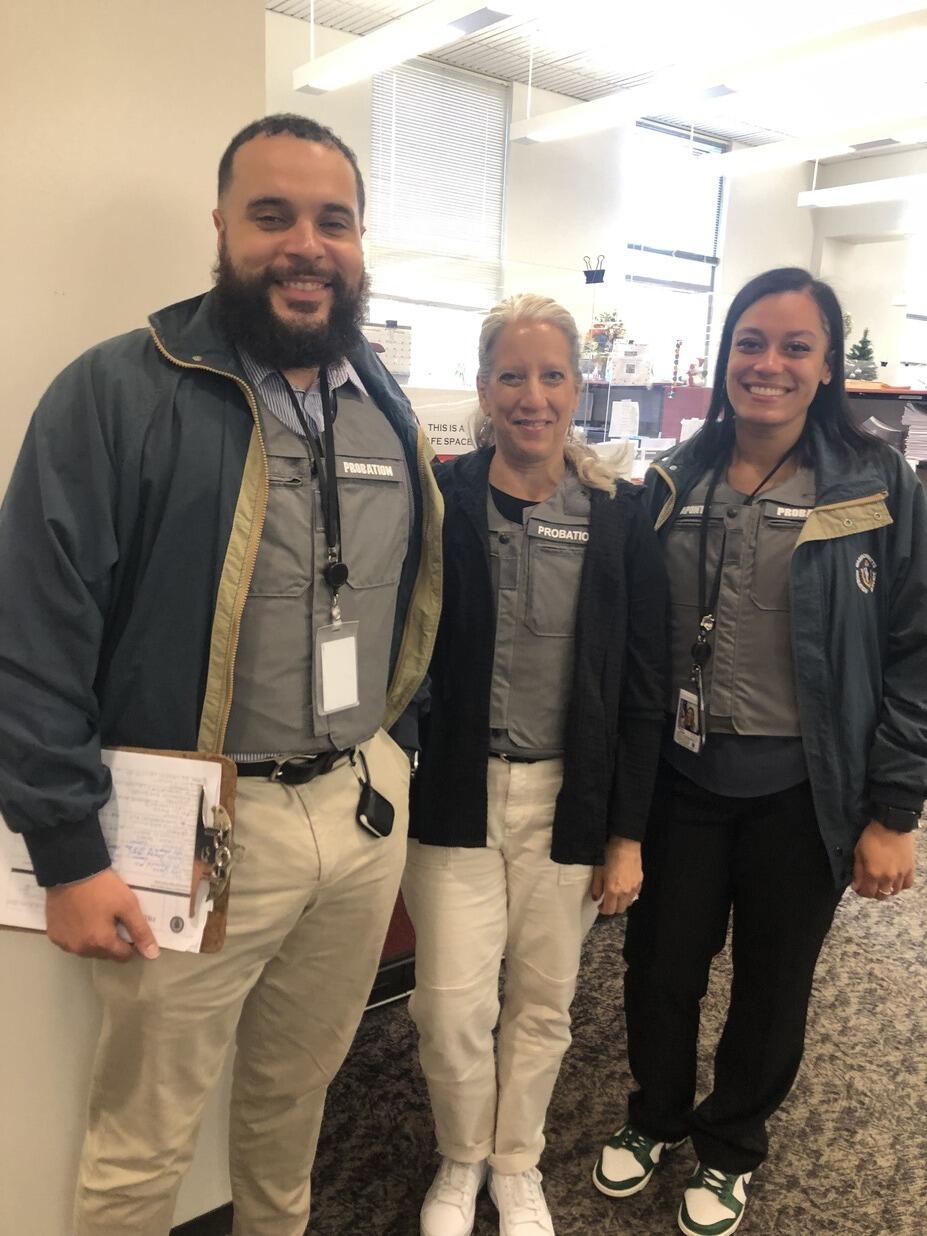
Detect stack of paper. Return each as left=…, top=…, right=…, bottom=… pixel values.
left=901, top=403, right=927, bottom=464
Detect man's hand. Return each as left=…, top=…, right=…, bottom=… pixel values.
left=852, top=820, right=917, bottom=900
left=45, top=868, right=160, bottom=962
left=591, top=837, right=643, bottom=916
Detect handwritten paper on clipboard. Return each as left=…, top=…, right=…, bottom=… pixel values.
left=0, top=749, right=235, bottom=953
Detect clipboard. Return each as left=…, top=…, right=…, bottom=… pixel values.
left=119, top=748, right=238, bottom=953
left=0, top=747, right=237, bottom=954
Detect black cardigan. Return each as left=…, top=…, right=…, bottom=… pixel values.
left=412, top=448, right=669, bottom=865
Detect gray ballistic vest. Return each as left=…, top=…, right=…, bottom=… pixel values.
left=224, top=383, right=412, bottom=757
left=664, top=467, right=815, bottom=736
left=488, top=470, right=591, bottom=757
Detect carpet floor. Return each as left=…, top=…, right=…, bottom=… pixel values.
left=308, top=831, right=926, bottom=1235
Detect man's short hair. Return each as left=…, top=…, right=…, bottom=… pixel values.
left=217, top=114, right=366, bottom=220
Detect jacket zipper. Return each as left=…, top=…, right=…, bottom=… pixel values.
left=148, top=327, right=269, bottom=751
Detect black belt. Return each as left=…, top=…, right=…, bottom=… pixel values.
left=236, top=749, right=352, bottom=784
left=490, top=752, right=542, bottom=764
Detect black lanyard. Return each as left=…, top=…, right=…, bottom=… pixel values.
left=282, top=370, right=349, bottom=605
left=691, top=441, right=800, bottom=671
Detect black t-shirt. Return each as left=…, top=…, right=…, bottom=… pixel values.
left=489, top=483, right=536, bottom=525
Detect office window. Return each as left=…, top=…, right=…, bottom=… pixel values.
left=622, top=123, right=725, bottom=380
left=901, top=314, right=927, bottom=365
left=369, top=60, right=507, bottom=312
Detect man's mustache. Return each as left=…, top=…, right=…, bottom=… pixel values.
left=264, top=260, right=336, bottom=284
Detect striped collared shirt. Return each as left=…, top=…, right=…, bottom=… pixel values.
left=238, top=350, right=367, bottom=437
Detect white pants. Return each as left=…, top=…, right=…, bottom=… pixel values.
left=74, top=729, right=410, bottom=1236
left=402, top=757, right=600, bottom=1174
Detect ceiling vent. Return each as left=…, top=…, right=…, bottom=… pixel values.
left=849, top=138, right=901, bottom=151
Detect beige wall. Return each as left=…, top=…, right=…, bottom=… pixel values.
left=0, top=0, right=265, bottom=493
left=0, top=3, right=263, bottom=1233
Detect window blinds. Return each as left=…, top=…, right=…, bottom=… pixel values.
left=370, top=60, right=507, bottom=309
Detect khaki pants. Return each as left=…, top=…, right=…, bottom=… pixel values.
left=402, top=757, right=600, bottom=1175
left=74, top=729, right=410, bottom=1236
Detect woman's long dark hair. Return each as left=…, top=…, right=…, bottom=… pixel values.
left=692, top=267, right=877, bottom=468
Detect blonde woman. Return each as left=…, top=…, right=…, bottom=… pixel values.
left=403, top=294, right=669, bottom=1236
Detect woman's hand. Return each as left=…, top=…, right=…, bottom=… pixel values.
left=852, top=820, right=917, bottom=899
left=591, top=837, right=643, bottom=915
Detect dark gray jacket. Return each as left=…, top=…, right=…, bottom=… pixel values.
left=645, top=424, right=927, bottom=887
left=0, top=291, right=443, bottom=885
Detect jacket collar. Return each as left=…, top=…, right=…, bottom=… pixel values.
left=805, top=422, right=888, bottom=503
left=148, top=290, right=244, bottom=376
left=653, top=418, right=888, bottom=509
left=450, top=445, right=494, bottom=489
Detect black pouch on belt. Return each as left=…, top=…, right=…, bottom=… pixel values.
left=351, top=748, right=394, bottom=838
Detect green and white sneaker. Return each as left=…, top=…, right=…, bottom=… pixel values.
left=593, top=1123, right=686, bottom=1198
left=677, top=1164, right=752, bottom=1236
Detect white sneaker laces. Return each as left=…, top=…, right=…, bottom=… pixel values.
left=434, top=1158, right=479, bottom=1207
left=496, top=1169, right=546, bottom=1223
left=697, top=1166, right=735, bottom=1200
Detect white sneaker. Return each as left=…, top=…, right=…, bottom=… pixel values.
left=677, top=1164, right=752, bottom=1236
left=489, top=1167, right=555, bottom=1236
left=420, top=1156, right=488, bottom=1236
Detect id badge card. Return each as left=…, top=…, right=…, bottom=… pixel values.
left=673, top=687, right=703, bottom=754
left=315, top=621, right=360, bottom=716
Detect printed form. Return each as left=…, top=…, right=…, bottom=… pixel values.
left=0, top=749, right=224, bottom=952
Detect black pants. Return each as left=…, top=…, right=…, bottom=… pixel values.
left=623, top=762, right=843, bottom=1174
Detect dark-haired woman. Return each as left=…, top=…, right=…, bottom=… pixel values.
left=593, top=268, right=926, bottom=1236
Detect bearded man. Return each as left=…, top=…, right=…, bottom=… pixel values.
left=0, top=114, right=442, bottom=1236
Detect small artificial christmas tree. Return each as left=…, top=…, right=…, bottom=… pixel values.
left=847, top=328, right=878, bottom=381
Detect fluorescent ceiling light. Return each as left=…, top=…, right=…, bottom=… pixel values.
left=797, top=174, right=927, bottom=208
left=510, top=76, right=733, bottom=145
left=699, top=115, right=927, bottom=178
left=511, top=10, right=927, bottom=144
left=293, top=0, right=514, bottom=94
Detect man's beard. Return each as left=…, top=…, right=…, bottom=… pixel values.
left=213, top=245, right=369, bottom=372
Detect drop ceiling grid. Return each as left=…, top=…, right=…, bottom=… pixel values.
left=269, top=0, right=439, bottom=36
left=266, top=0, right=655, bottom=100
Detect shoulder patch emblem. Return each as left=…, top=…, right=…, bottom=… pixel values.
left=855, top=553, right=877, bottom=595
